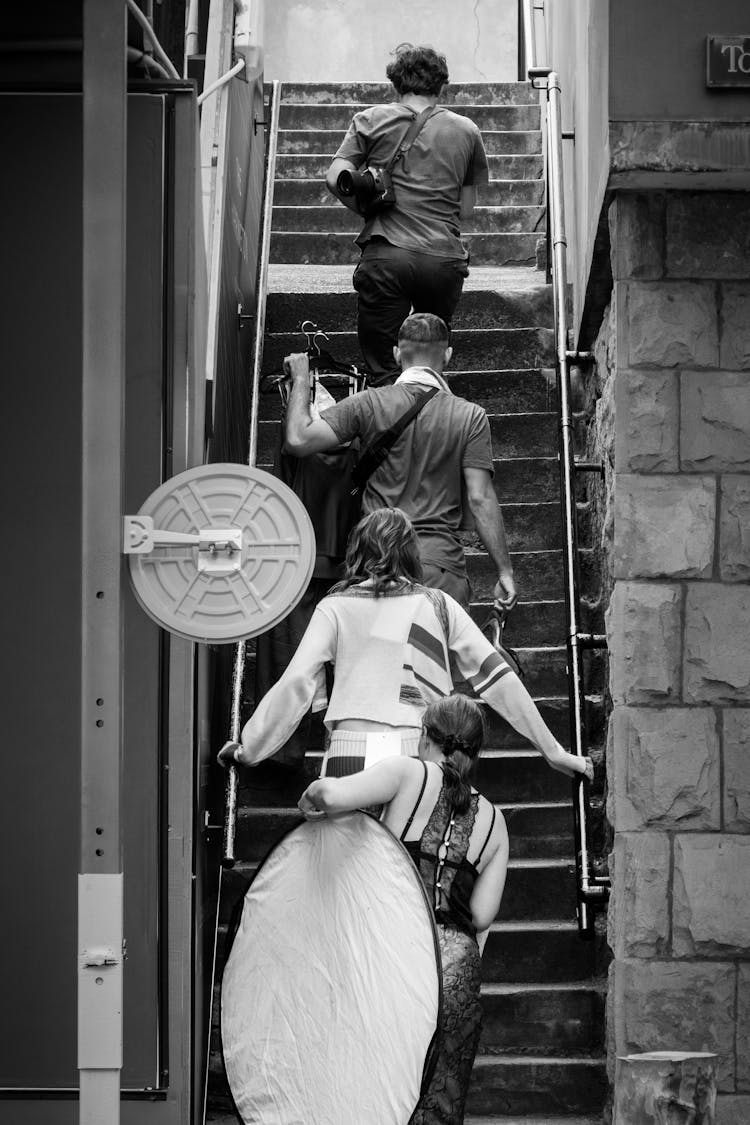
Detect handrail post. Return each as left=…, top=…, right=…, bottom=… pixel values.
left=221, top=78, right=282, bottom=867
left=545, top=72, right=610, bottom=936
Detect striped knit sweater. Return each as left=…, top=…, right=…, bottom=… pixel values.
left=241, top=582, right=512, bottom=764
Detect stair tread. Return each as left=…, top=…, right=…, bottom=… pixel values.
left=466, top=1117, right=601, bottom=1124
left=474, top=1054, right=605, bottom=1066
left=490, top=919, right=580, bottom=932
left=483, top=980, right=606, bottom=995
left=267, top=263, right=547, bottom=292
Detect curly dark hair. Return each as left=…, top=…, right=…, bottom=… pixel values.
left=386, top=43, right=449, bottom=97
left=332, top=507, right=423, bottom=596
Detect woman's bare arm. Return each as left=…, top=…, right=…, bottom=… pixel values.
left=298, top=756, right=416, bottom=818
left=470, top=814, right=509, bottom=932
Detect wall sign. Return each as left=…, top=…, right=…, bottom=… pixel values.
left=706, top=35, right=750, bottom=86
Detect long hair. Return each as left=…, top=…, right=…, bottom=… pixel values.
left=422, top=695, right=486, bottom=814
left=386, top=44, right=449, bottom=97
left=332, top=508, right=423, bottom=596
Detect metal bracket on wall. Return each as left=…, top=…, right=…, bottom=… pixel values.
left=574, top=460, right=605, bottom=480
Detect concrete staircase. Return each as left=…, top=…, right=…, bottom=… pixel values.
left=271, top=82, right=546, bottom=268
left=206, top=82, right=606, bottom=1124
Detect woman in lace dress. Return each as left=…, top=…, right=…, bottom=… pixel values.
left=298, top=693, right=508, bottom=1125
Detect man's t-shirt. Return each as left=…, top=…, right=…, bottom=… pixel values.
left=322, top=378, right=494, bottom=577
left=333, top=104, right=489, bottom=260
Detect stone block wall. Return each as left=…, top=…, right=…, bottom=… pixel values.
left=593, top=192, right=750, bottom=1125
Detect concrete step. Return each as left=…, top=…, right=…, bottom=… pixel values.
left=262, top=328, right=555, bottom=375
left=206, top=1047, right=607, bottom=1117
left=488, top=412, right=557, bottom=457
left=265, top=285, right=553, bottom=334
left=278, top=101, right=542, bottom=131
left=210, top=917, right=605, bottom=992
left=206, top=971, right=602, bottom=1056
left=474, top=504, right=567, bottom=555
left=489, top=458, right=558, bottom=504
left=208, top=1105, right=600, bottom=1125
left=222, top=797, right=578, bottom=868
left=499, top=859, right=578, bottom=922
left=275, top=82, right=540, bottom=106
left=270, top=229, right=543, bottom=267
left=501, top=802, right=578, bottom=860
left=466, top=1118, right=601, bottom=1125
left=216, top=858, right=577, bottom=928
left=276, top=153, right=544, bottom=180
left=277, top=128, right=542, bottom=158
left=257, top=369, right=559, bottom=421
left=273, top=176, right=546, bottom=207
left=468, top=550, right=564, bottom=599
left=470, top=594, right=566, bottom=642
left=272, top=203, right=546, bottom=235
left=228, top=698, right=603, bottom=800
left=421, top=692, right=581, bottom=749
left=467, top=1055, right=607, bottom=1117
left=256, top=410, right=556, bottom=464
left=448, top=369, right=557, bottom=413
left=207, top=1103, right=602, bottom=1125
left=479, top=981, right=606, bottom=1054
left=231, top=744, right=584, bottom=809
left=481, top=922, right=606, bottom=985
left=475, top=751, right=574, bottom=804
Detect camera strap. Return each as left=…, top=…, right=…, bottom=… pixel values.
left=384, top=106, right=437, bottom=174
left=351, top=385, right=440, bottom=496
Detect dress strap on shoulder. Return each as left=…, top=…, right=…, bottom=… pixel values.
left=475, top=803, right=497, bottom=866
left=400, top=760, right=430, bottom=841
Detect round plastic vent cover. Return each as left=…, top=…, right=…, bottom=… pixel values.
left=127, top=464, right=315, bottom=643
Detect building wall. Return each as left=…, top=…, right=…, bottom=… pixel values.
left=593, top=190, right=750, bottom=1125
left=610, top=0, right=750, bottom=121
left=545, top=0, right=611, bottom=337
left=262, top=0, right=518, bottom=83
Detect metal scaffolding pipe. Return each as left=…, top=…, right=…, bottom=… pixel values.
left=222, top=79, right=282, bottom=867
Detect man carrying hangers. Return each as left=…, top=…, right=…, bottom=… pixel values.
left=283, top=313, right=516, bottom=615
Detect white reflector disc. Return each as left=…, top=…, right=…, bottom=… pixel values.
left=221, top=814, right=440, bottom=1125
left=128, top=464, right=315, bottom=643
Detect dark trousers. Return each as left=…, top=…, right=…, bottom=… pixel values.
left=353, top=239, right=469, bottom=386
left=421, top=560, right=471, bottom=611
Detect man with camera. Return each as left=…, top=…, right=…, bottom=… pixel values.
left=283, top=313, right=517, bottom=615
left=326, top=44, right=489, bottom=386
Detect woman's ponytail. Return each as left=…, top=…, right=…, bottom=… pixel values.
left=422, top=696, right=486, bottom=815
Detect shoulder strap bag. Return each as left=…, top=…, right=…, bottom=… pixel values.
left=350, top=385, right=440, bottom=497
left=362, top=106, right=437, bottom=215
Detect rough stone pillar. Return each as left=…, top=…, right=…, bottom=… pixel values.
left=615, top=1051, right=717, bottom=1124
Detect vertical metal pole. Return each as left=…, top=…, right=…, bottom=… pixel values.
left=79, top=1, right=127, bottom=1120
left=222, top=80, right=282, bottom=866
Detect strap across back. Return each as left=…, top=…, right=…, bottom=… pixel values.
left=400, top=760, right=430, bottom=841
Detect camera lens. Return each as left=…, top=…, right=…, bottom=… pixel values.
left=337, top=169, right=355, bottom=196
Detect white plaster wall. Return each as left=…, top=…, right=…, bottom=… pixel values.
left=262, top=0, right=518, bottom=83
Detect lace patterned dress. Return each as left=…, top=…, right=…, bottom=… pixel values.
left=403, top=769, right=495, bottom=1125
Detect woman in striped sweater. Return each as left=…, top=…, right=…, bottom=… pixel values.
left=219, top=507, right=592, bottom=785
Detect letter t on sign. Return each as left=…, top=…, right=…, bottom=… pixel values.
left=707, top=35, right=750, bottom=85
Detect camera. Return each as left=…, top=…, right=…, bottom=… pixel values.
left=336, top=166, right=396, bottom=217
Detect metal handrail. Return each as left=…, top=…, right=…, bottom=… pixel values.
left=520, top=2, right=610, bottom=938
left=222, top=78, right=282, bottom=867
left=546, top=74, right=609, bottom=939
